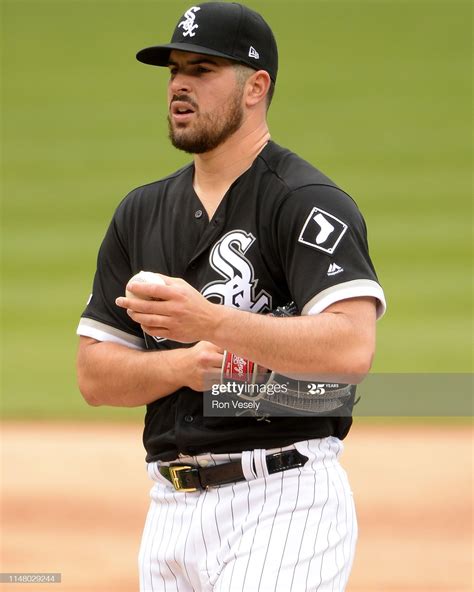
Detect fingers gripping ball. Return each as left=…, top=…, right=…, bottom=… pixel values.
left=125, top=271, right=166, bottom=300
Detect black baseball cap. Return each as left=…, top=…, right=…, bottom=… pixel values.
left=136, top=2, right=278, bottom=82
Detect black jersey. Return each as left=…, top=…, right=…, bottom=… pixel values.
left=78, top=141, right=385, bottom=462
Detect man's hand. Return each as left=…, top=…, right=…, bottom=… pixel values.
left=115, top=275, right=220, bottom=343
left=183, top=341, right=224, bottom=391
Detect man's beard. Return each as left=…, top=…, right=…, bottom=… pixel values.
left=168, top=89, right=244, bottom=154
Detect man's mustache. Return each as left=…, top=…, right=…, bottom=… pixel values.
left=170, top=95, right=199, bottom=111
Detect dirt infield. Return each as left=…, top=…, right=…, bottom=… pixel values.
left=1, top=422, right=472, bottom=592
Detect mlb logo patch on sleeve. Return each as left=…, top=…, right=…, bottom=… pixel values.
left=298, top=207, right=348, bottom=254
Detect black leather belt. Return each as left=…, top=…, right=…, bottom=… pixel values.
left=159, top=449, right=309, bottom=492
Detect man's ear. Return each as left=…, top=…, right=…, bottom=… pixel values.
left=245, top=70, right=271, bottom=107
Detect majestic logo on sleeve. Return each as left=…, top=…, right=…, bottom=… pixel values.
left=298, top=207, right=348, bottom=254
left=178, top=7, right=201, bottom=37
left=202, top=231, right=272, bottom=312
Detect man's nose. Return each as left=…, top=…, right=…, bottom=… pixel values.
left=169, top=73, right=192, bottom=95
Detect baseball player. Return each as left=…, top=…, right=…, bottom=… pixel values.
left=76, top=3, right=386, bottom=591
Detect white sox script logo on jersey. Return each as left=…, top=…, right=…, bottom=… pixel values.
left=178, top=6, right=201, bottom=37
left=202, top=231, right=272, bottom=312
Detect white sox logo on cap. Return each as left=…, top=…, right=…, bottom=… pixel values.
left=178, top=6, right=201, bottom=38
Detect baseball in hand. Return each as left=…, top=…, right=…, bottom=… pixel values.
left=125, top=271, right=166, bottom=300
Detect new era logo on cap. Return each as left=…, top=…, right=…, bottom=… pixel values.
left=248, top=46, right=259, bottom=59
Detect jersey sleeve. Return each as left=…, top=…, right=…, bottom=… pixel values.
left=76, top=197, right=146, bottom=349
left=275, top=184, right=386, bottom=318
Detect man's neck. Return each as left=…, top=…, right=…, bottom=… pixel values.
left=192, top=123, right=270, bottom=219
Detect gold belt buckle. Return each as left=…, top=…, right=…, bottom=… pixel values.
left=168, top=465, right=198, bottom=492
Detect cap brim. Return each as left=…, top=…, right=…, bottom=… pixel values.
left=136, top=43, right=239, bottom=67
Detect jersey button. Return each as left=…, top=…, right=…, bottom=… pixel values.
left=184, top=415, right=194, bottom=423
left=194, top=209, right=203, bottom=219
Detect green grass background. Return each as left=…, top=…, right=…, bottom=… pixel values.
left=1, top=0, right=472, bottom=420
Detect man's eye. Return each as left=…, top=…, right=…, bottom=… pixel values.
left=197, top=66, right=211, bottom=74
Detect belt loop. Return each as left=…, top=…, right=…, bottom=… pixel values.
left=241, top=450, right=257, bottom=481
left=253, top=449, right=270, bottom=479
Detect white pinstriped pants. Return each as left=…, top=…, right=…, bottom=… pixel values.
left=138, top=437, right=357, bottom=592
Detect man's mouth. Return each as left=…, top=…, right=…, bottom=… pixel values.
left=170, top=100, right=197, bottom=122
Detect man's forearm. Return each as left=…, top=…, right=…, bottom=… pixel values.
left=208, top=298, right=376, bottom=380
left=116, top=280, right=377, bottom=381
left=76, top=338, right=188, bottom=407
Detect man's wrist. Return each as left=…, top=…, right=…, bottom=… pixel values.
left=205, top=302, right=232, bottom=345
